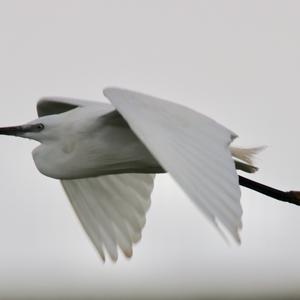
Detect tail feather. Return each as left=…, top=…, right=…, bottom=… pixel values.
left=231, top=146, right=266, bottom=174
left=230, top=146, right=266, bottom=165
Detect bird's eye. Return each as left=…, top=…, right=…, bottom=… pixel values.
left=37, top=124, right=44, bottom=130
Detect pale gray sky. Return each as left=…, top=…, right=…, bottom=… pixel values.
left=0, top=1, right=300, bottom=299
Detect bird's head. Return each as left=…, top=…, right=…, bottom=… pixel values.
left=0, top=115, right=60, bottom=143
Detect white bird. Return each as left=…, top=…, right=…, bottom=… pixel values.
left=0, top=87, right=299, bottom=262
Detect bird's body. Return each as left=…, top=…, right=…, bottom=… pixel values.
left=1, top=87, right=298, bottom=262
left=32, top=106, right=162, bottom=179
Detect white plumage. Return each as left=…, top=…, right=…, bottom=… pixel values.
left=61, top=174, right=155, bottom=262
left=0, top=87, right=260, bottom=261
left=104, top=88, right=242, bottom=243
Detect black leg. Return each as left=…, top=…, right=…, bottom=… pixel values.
left=239, top=175, right=300, bottom=206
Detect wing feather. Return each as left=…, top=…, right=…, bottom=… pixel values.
left=61, top=173, right=155, bottom=262
left=37, top=96, right=113, bottom=117
left=103, top=87, right=242, bottom=241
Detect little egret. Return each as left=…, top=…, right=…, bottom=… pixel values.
left=0, top=87, right=299, bottom=261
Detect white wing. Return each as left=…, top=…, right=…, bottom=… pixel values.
left=61, top=173, right=155, bottom=262
left=104, top=87, right=242, bottom=241
left=37, top=96, right=113, bottom=117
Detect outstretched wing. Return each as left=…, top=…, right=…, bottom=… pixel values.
left=38, top=97, right=154, bottom=261
left=37, top=96, right=113, bottom=117
left=104, top=87, right=242, bottom=241
left=61, top=173, right=155, bottom=262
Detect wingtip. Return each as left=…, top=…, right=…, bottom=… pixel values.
left=103, top=86, right=124, bottom=97
left=103, top=87, right=143, bottom=101
left=235, top=231, right=242, bottom=245
left=110, top=254, right=118, bottom=263
left=97, top=250, right=106, bottom=263
left=214, top=217, right=242, bottom=246
left=123, top=248, right=133, bottom=259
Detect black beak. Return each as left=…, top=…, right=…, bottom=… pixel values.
left=0, top=125, right=31, bottom=136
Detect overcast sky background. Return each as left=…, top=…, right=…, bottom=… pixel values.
left=0, top=1, right=299, bottom=299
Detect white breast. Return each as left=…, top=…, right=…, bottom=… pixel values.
left=32, top=107, right=161, bottom=179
